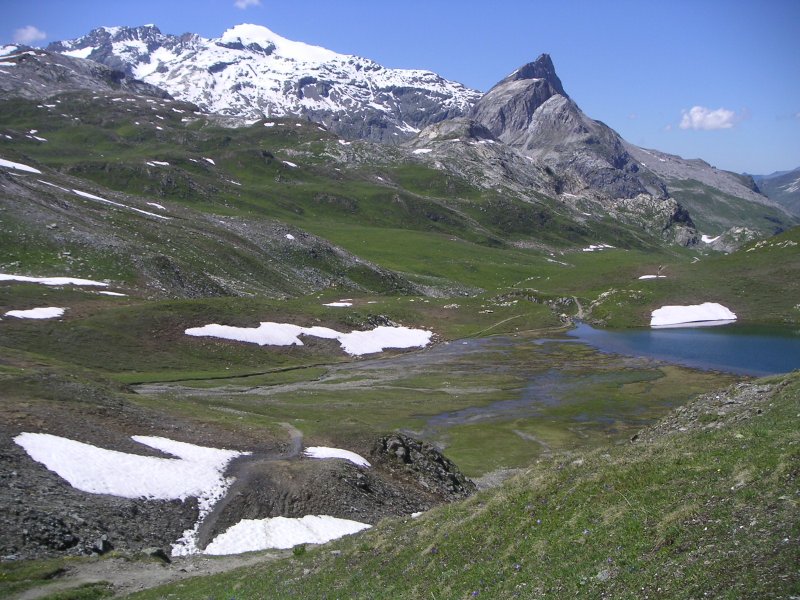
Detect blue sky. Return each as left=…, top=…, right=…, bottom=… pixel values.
left=4, top=0, right=799, bottom=174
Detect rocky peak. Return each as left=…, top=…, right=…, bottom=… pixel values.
left=470, top=54, right=668, bottom=200
left=469, top=54, right=571, bottom=145
left=504, top=53, right=566, bottom=97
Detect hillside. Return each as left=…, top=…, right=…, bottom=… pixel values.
left=4, top=371, right=795, bottom=598
left=125, top=371, right=799, bottom=599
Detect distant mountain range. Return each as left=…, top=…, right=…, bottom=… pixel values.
left=0, top=22, right=793, bottom=250
left=47, top=24, right=479, bottom=143
left=752, top=167, right=800, bottom=217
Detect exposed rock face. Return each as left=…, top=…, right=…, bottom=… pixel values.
left=371, top=434, right=476, bottom=501
left=470, top=54, right=667, bottom=200
left=0, top=46, right=170, bottom=100
left=47, top=24, right=481, bottom=142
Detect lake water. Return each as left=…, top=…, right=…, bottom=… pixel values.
left=567, top=322, right=800, bottom=376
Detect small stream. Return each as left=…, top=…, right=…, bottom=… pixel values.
left=419, top=322, right=798, bottom=436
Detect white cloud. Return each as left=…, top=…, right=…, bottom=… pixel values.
left=13, top=25, right=47, bottom=45
left=234, top=0, right=261, bottom=8
left=679, top=106, right=737, bottom=131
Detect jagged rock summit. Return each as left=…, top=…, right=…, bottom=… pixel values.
left=470, top=53, right=666, bottom=200
left=47, top=24, right=481, bottom=142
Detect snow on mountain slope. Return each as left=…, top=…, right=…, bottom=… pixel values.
left=48, top=24, right=480, bottom=142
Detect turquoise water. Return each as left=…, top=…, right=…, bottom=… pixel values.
left=567, top=322, right=800, bottom=376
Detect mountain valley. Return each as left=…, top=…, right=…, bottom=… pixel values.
left=0, top=22, right=798, bottom=599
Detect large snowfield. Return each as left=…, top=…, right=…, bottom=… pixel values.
left=14, top=433, right=245, bottom=501
left=185, top=322, right=433, bottom=356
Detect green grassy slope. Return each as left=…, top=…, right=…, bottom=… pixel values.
left=128, top=371, right=800, bottom=600
left=667, top=179, right=792, bottom=235
left=1, top=91, right=680, bottom=302
left=4, top=90, right=798, bottom=328
left=587, top=226, right=800, bottom=327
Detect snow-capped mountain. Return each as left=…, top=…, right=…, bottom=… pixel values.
left=47, top=24, right=480, bottom=142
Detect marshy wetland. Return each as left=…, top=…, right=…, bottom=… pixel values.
left=132, top=326, right=745, bottom=477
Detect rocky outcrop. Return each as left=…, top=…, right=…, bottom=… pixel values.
left=371, top=434, right=476, bottom=501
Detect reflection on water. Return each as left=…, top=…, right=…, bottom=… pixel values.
left=567, top=322, right=800, bottom=376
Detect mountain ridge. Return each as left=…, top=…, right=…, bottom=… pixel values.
left=47, top=24, right=480, bottom=143
left=751, top=166, right=800, bottom=216
left=11, top=22, right=796, bottom=245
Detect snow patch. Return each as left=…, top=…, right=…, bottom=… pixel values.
left=323, top=302, right=352, bottom=307
left=701, top=234, right=720, bottom=244
left=304, top=446, right=370, bottom=467
left=220, top=24, right=338, bottom=64
left=38, top=180, right=70, bottom=192
left=202, top=157, right=215, bottom=165
left=282, top=160, right=298, bottom=168
left=97, top=291, right=127, bottom=297
left=4, top=307, right=65, bottom=319
left=284, top=233, right=295, bottom=240
left=146, top=202, right=166, bottom=210
left=204, top=515, right=370, bottom=555
left=638, top=275, right=667, bottom=280
left=73, top=189, right=170, bottom=220
left=412, top=148, right=432, bottom=155
left=185, top=322, right=433, bottom=356
left=14, top=432, right=245, bottom=501
left=0, top=274, right=108, bottom=287
left=0, top=157, right=41, bottom=174
left=63, top=47, right=95, bottom=59
left=650, top=302, right=737, bottom=328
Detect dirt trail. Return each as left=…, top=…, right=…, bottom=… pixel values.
left=13, top=552, right=282, bottom=600
left=573, top=296, right=585, bottom=320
